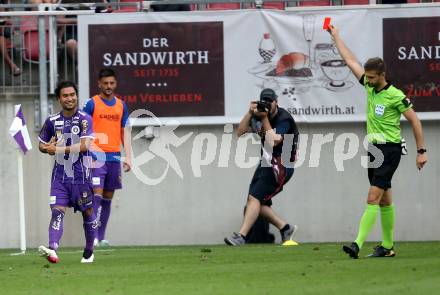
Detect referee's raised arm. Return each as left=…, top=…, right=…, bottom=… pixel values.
left=327, top=25, right=364, bottom=81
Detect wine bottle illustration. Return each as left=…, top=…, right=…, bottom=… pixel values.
left=258, top=33, right=276, bottom=63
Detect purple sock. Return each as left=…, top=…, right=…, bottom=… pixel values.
left=83, top=211, right=98, bottom=251
left=93, top=194, right=102, bottom=224
left=98, top=198, right=112, bottom=241
left=48, top=208, right=65, bottom=251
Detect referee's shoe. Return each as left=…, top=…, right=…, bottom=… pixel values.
left=367, top=245, right=396, bottom=258
left=342, top=242, right=360, bottom=259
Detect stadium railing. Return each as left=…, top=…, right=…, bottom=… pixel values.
left=0, top=0, right=434, bottom=125
left=5, top=0, right=435, bottom=95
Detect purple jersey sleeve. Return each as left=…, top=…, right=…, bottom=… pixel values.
left=80, top=113, right=94, bottom=138
left=38, top=117, right=54, bottom=144
left=121, top=101, right=129, bottom=128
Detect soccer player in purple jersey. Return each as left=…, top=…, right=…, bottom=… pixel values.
left=38, top=81, right=97, bottom=263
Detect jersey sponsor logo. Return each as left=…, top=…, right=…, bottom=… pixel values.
left=55, top=120, right=64, bottom=126
left=81, top=120, right=88, bottom=135
left=375, top=104, right=385, bottom=116
left=92, top=177, right=101, bottom=186
left=65, top=120, right=71, bottom=127
left=71, top=125, right=80, bottom=135
left=402, top=97, right=411, bottom=107
left=99, top=114, right=120, bottom=121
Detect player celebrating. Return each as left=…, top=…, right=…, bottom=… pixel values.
left=38, top=81, right=97, bottom=263
left=327, top=25, right=427, bottom=258
left=83, top=68, right=131, bottom=247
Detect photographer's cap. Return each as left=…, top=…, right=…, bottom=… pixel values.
left=260, top=88, right=277, bottom=102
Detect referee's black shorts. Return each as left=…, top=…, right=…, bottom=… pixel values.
left=368, top=143, right=401, bottom=190
left=248, top=164, right=294, bottom=206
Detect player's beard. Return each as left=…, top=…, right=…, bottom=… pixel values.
left=367, top=81, right=379, bottom=88
left=269, top=106, right=278, bottom=119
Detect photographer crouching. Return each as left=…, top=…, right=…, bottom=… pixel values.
left=224, top=88, right=300, bottom=246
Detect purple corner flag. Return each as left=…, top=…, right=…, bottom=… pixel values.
left=9, top=105, right=32, bottom=154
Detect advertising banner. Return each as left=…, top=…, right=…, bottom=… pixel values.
left=78, top=5, right=440, bottom=124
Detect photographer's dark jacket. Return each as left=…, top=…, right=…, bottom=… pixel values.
left=260, top=107, right=299, bottom=167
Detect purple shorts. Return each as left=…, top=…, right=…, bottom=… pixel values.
left=92, top=161, right=122, bottom=190
left=50, top=182, right=94, bottom=212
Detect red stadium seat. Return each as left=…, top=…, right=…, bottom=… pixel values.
left=206, top=3, right=241, bottom=10
left=19, top=16, right=49, bottom=63
left=114, top=0, right=140, bottom=12
left=342, top=0, right=369, bottom=4
left=113, top=7, right=138, bottom=12
left=263, top=2, right=286, bottom=9
left=22, top=30, right=49, bottom=63
left=299, top=0, right=331, bottom=6
left=406, top=0, right=420, bottom=3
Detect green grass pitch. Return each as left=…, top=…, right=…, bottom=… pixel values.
left=1, top=242, right=439, bottom=295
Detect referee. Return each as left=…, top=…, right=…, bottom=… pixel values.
left=328, top=25, right=427, bottom=258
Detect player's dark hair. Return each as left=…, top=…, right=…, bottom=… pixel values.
left=364, top=57, right=386, bottom=75
left=98, top=68, right=117, bottom=80
left=55, top=81, right=78, bottom=98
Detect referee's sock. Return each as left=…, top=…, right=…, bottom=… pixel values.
left=380, top=204, right=395, bottom=249
left=354, top=204, right=379, bottom=249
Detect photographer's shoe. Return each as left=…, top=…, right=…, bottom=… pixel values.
left=281, top=224, right=298, bottom=243
left=224, top=232, right=246, bottom=246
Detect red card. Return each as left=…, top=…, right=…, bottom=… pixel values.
left=323, top=17, right=331, bottom=30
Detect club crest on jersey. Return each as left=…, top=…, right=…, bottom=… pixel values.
left=71, top=125, right=80, bottom=135
left=375, top=104, right=385, bottom=117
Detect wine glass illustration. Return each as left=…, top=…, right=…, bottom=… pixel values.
left=302, top=15, right=315, bottom=68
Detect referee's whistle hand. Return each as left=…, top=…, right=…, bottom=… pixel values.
left=416, top=154, right=427, bottom=170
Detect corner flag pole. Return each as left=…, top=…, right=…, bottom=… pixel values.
left=9, top=104, right=32, bottom=255
left=17, top=149, right=26, bottom=254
